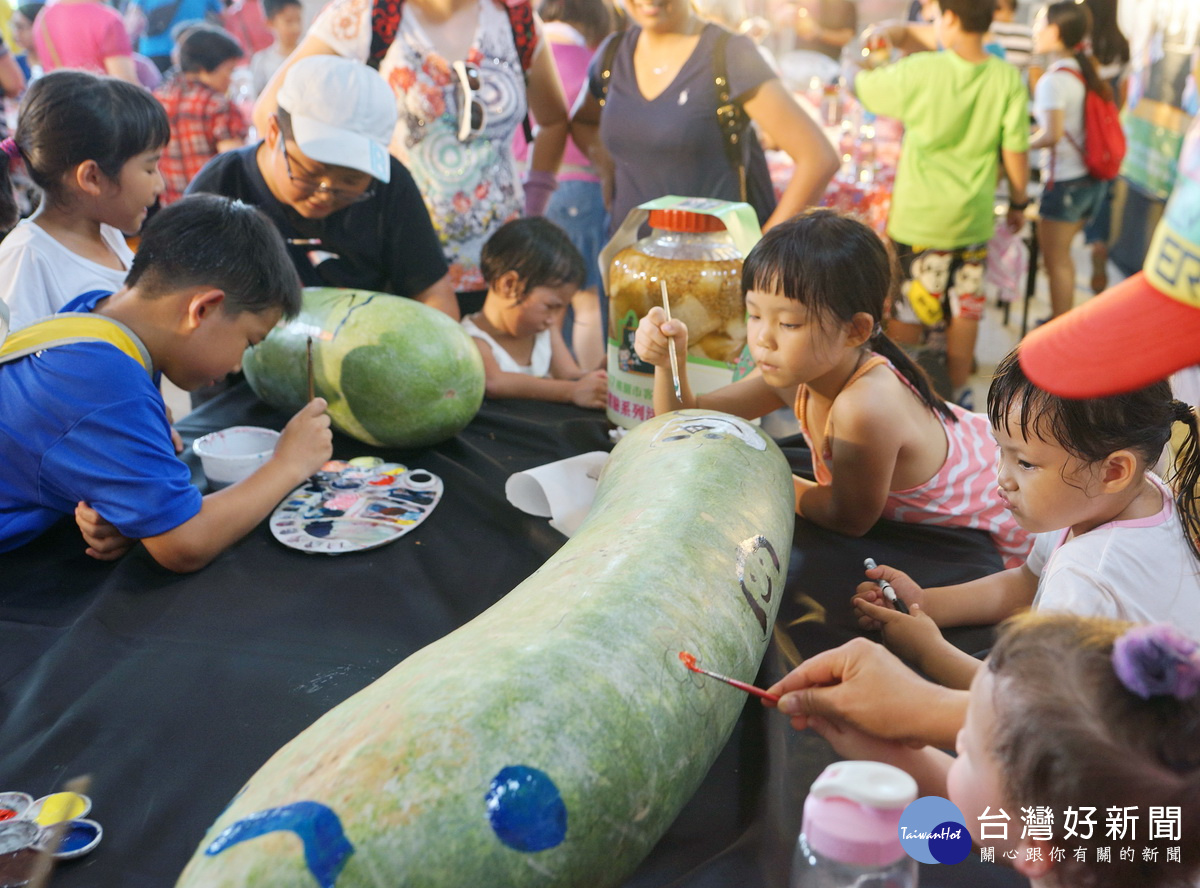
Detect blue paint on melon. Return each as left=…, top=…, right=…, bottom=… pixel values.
left=485, top=766, right=567, bottom=852
left=204, top=801, right=353, bottom=888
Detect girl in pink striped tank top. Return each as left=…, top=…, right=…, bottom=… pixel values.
left=634, top=209, right=1030, bottom=566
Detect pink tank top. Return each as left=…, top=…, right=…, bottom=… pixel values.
left=796, top=355, right=1031, bottom=568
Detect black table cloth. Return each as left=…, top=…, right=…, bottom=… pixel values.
left=0, top=384, right=1026, bottom=888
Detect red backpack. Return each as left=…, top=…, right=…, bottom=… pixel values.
left=1058, top=65, right=1126, bottom=181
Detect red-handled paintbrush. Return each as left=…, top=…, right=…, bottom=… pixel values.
left=679, top=651, right=779, bottom=703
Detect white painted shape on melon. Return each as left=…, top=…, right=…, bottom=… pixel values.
left=649, top=414, right=766, bottom=451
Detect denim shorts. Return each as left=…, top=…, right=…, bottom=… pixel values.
left=1039, top=176, right=1107, bottom=224
left=545, top=179, right=608, bottom=292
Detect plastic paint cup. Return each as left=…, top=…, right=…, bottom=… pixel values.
left=193, top=426, right=281, bottom=489
left=0, top=792, right=32, bottom=823
left=48, top=818, right=103, bottom=859
left=0, top=819, right=40, bottom=854
left=26, top=792, right=91, bottom=827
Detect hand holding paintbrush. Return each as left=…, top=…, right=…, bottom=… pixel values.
left=659, top=280, right=682, bottom=403
left=631, top=288, right=692, bottom=413
left=679, top=651, right=779, bottom=703
left=307, top=335, right=315, bottom=403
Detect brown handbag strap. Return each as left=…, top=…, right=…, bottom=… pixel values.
left=36, top=14, right=64, bottom=69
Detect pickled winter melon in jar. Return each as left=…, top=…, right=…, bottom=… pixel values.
left=606, top=209, right=746, bottom=428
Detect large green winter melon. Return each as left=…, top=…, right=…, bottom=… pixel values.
left=242, top=288, right=485, bottom=449
left=175, top=410, right=795, bottom=888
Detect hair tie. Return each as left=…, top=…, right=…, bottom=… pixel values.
left=1112, top=624, right=1200, bottom=700
left=0, top=137, right=20, bottom=163
left=871, top=322, right=884, bottom=339
left=1170, top=399, right=1195, bottom=424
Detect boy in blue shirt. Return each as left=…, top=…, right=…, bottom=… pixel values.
left=0, top=194, right=333, bottom=572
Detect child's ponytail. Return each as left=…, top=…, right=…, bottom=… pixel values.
left=1046, top=0, right=1114, bottom=101
left=1169, top=400, right=1200, bottom=561
left=0, top=137, right=19, bottom=232
left=867, top=326, right=956, bottom=423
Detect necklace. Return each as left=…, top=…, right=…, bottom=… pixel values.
left=648, top=17, right=699, bottom=76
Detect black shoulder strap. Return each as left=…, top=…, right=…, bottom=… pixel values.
left=598, top=30, right=624, bottom=107
left=713, top=29, right=750, bottom=203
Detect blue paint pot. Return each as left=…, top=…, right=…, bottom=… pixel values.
left=49, top=819, right=103, bottom=860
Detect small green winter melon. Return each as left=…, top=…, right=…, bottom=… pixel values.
left=242, top=288, right=485, bottom=449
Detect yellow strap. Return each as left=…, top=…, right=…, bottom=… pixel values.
left=0, top=314, right=152, bottom=374
left=1144, top=218, right=1200, bottom=308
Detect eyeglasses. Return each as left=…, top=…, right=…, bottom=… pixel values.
left=452, top=60, right=486, bottom=143
left=280, top=141, right=376, bottom=203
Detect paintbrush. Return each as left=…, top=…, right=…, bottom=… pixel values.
left=25, top=774, right=92, bottom=888
left=679, top=651, right=779, bottom=703
left=659, top=279, right=682, bottom=402
left=307, top=335, right=315, bottom=402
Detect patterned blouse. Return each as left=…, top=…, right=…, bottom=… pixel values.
left=311, top=0, right=535, bottom=292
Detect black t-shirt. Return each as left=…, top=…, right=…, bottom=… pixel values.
left=186, top=145, right=449, bottom=298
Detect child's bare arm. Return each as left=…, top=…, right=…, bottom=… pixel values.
left=857, top=561, right=1038, bottom=629
left=919, top=565, right=1039, bottom=627
left=854, top=599, right=983, bottom=690
left=141, top=399, right=333, bottom=573
left=795, top=394, right=900, bottom=535
left=1030, top=108, right=1066, bottom=149
left=634, top=307, right=696, bottom=414
left=474, top=338, right=607, bottom=408
left=547, top=323, right=586, bottom=381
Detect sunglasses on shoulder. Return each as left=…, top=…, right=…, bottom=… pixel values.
left=452, top=59, right=486, bottom=143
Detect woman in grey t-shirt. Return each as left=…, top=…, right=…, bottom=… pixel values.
left=571, top=0, right=837, bottom=234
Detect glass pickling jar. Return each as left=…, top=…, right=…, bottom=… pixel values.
left=605, top=209, right=746, bottom=429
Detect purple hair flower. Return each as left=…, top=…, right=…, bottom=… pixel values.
left=1112, top=624, right=1200, bottom=700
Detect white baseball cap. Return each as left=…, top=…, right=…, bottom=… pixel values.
left=276, top=56, right=397, bottom=184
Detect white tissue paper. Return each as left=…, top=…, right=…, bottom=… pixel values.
left=505, top=451, right=610, bottom=537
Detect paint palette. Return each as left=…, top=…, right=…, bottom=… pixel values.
left=270, top=458, right=443, bottom=555
left=0, top=790, right=104, bottom=866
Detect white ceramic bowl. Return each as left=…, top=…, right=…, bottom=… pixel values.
left=193, top=426, right=280, bottom=489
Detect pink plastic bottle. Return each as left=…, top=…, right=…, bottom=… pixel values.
left=791, top=761, right=919, bottom=888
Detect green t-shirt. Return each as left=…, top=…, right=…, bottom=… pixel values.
left=857, top=50, right=1029, bottom=248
